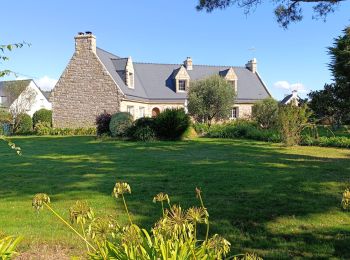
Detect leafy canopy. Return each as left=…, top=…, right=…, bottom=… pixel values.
left=196, top=0, right=343, bottom=28
left=188, top=74, right=236, bottom=126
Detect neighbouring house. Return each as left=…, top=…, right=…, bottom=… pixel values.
left=0, top=79, right=52, bottom=117
left=51, top=32, right=271, bottom=128
left=280, top=90, right=301, bottom=106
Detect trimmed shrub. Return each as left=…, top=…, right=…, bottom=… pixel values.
left=301, top=135, right=350, bottom=148
left=34, top=121, right=52, bottom=136
left=14, top=113, right=32, bottom=134
left=206, top=120, right=281, bottom=142
left=49, top=127, right=96, bottom=136
left=129, top=117, right=156, bottom=141
left=155, top=108, right=190, bottom=140
left=96, top=112, right=112, bottom=136
left=109, top=112, right=133, bottom=137
left=33, top=109, right=52, bottom=127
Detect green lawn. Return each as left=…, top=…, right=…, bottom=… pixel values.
left=0, top=136, right=350, bottom=259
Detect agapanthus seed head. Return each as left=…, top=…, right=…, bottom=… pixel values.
left=153, top=192, right=170, bottom=204
left=88, top=216, right=120, bottom=241
left=69, top=200, right=94, bottom=225
left=112, top=182, right=131, bottom=198
left=207, top=234, right=231, bottom=257
left=32, top=193, right=50, bottom=211
left=186, top=207, right=208, bottom=224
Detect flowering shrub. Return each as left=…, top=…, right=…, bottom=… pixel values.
left=32, top=182, right=261, bottom=259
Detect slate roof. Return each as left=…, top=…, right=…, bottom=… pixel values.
left=280, top=94, right=301, bottom=104
left=96, top=47, right=271, bottom=103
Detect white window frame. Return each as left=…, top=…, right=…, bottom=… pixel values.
left=230, top=107, right=238, bottom=119
left=178, top=80, right=187, bottom=92
left=139, top=107, right=145, bottom=118
left=127, top=105, right=134, bottom=116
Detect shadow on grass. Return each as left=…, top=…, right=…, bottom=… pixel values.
left=0, top=136, right=349, bottom=258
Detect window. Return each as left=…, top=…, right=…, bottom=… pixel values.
left=129, top=72, right=134, bottom=88
left=139, top=107, right=145, bottom=118
left=228, top=80, right=237, bottom=91
left=178, top=80, right=187, bottom=91
left=230, top=107, right=238, bottom=119
left=0, top=96, right=7, bottom=105
left=127, top=105, right=134, bottom=116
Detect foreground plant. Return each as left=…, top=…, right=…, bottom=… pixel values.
left=0, top=236, right=22, bottom=259
left=33, top=182, right=261, bottom=259
left=341, top=187, right=350, bottom=210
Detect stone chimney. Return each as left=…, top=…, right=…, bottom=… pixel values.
left=184, top=57, right=193, bottom=71
left=245, top=58, right=257, bottom=73
left=75, top=31, right=96, bottom=54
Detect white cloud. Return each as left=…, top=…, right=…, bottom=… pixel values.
left=35, top=76, right=57, bottom=91
left=273, top=81, right=308, bottom=93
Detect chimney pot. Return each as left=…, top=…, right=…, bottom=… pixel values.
left=85, top=31, right=92, bottom=35
left=184, top=57, right=193, bottom=71
left=246, top=58, right=257, bottom=73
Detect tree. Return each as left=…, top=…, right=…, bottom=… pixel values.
left=328, top=26, right=350, bottom=122
left=308, top=26, right=350, bottom=125
left=308, top=83, right=341, bottom=125
left=196, top=0, right=343, bottom=28
left=251, top=97, right=279, bottom=129
left=188, top=75, right=236, bottom=127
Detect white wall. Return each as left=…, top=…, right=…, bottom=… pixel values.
left=10, top=81, right=52, bottom=117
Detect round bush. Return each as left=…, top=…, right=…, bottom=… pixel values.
left=129, top=117, right=156, bottom=141
left=109, top=112, right=133, bottom=137
left=155, top=108, right=190, bottom=140
left=96, top=112, right=112, bottom=136
left=14, top=113, right=32, bottom=134
left=33, top=109, right=52, bottom=126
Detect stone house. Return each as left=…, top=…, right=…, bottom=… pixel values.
left=51, top=32, right=271, bottom=128
left=0, top=79, right=51, bottom=117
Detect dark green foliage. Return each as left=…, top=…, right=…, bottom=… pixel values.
left=13, top=113, right=32, bottom=134
left=196, top=0, right=341, bottom=29
left=32, top=109, right=52, bottom=127
left=252, top=98, right=279, bottom=129
left=328, top=27, right=350, bottom=123
left=155, top=108, right=190, bottom=140
left=109, top=112, right=133, bottom=137
left=95, top=112, right=112, bottom=136
left=129, top=117, right=156, bottom=141
left=308, top=83, right=341, bottom=125
left=206, top=120, right=281, bottom=142
left=278, top=104, right=310, bottom=146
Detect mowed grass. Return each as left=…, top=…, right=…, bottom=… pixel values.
left=0, top=136, right=350, bottom=259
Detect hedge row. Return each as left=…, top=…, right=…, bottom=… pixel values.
left=301, top=136, right=350, bottom=148
left=96, top=108, right=191, bottom=141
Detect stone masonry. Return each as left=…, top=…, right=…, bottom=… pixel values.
left=51, top=33, right=123, bottom=128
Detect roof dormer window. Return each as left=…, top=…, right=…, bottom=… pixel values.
left=128, top=72, right=134, bottom=88
left=178, top=80, right=187, bottom=91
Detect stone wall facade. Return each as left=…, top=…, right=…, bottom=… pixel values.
left=51, top=34, right=123, bottom=128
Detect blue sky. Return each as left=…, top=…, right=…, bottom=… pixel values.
left=1, top=0, right=349, bottom=99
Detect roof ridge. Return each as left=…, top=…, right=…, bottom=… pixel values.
left=96, top=47, right=120, bottom=58
left=0, top=79, right=32, bottom=83
left=133, top=61, right=246, bottom=68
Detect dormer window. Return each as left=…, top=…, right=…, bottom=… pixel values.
left=178, top=80, right=187, bottom=91
left=228, top=80, right=237, bottom=92
left=129, top=72, right=134, bottom=88
left=174, top=66, right=190, bottom=93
